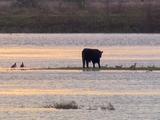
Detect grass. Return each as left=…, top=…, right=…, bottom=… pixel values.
left=54, top=101, right=78, bottom=109
left=7, top=65, right=160, bottom=71
left=43, top=65, right=160, bottom=71
left=44, top=101, right=79, bottom=109
left=43, top=101, right=115, bottom=111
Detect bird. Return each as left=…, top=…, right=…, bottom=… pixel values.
left=130, top=63, right=137, bottom=70
left=20, top=62, right=25, bottom=68
left=106, top=103, right=115, bottom=110
left=11, top=63, right=17, bottom=68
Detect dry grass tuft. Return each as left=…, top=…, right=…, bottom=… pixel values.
left=54, top=101, right=78, bottom=109
left=43, top=101, right=79, bottom=109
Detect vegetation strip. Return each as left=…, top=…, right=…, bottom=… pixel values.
left=7, top=66, right=160, bottom=71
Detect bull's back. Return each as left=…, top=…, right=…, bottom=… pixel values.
left=82, top=48, right=100, bottom=59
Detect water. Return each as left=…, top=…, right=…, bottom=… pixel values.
left=0, top=34, right=160, bottom=120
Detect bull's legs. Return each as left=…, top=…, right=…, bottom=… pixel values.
left=86, top=61, right=89, bottom=68
left=93, top=63, right=95, bottom=68
left=82, top=59, right=85, bottom=68
left=98, top=62, right=101, bottom=68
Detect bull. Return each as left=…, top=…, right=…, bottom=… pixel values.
left=82, top=48, right=103, bottom=68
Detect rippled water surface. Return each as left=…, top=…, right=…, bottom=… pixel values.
left=0, top=34, right=160, bottom=120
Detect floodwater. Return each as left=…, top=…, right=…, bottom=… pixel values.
left=0, top=34, right=160, bottom=120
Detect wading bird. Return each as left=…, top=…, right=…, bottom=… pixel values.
left=20, top=62, right=25, bottom=68
left=11, top=63, right=17, bottom=68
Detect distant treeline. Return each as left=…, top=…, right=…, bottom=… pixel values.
left=0, top=0, right=159, bottom=33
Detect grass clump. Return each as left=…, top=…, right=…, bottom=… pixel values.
left=43, top=104, right=54, bottom=108
left=43, top=101, right=79, bottom=109
left=54, top=101, right=78, bottom=109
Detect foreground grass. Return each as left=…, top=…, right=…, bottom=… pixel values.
left=43, top=101, right=115, bottom=111
left=44, top=101, right=79, bottom=109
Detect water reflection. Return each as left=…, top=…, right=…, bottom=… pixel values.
left=0, top=88, right=159, bottom=96
left=0, top=46, right=160, bottom=60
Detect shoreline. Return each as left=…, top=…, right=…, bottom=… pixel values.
left=1, top=66, right=159, bottom=71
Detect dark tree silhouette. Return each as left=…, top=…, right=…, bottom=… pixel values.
left=145, top=1, right=153, bottom=32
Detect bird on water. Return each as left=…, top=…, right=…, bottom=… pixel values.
left=20, top=62, right=25, bottom=68
left=11, top=63, right=17, bottom=68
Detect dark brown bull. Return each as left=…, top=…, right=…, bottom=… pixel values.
left=82, top=48, right=103, bottom=68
